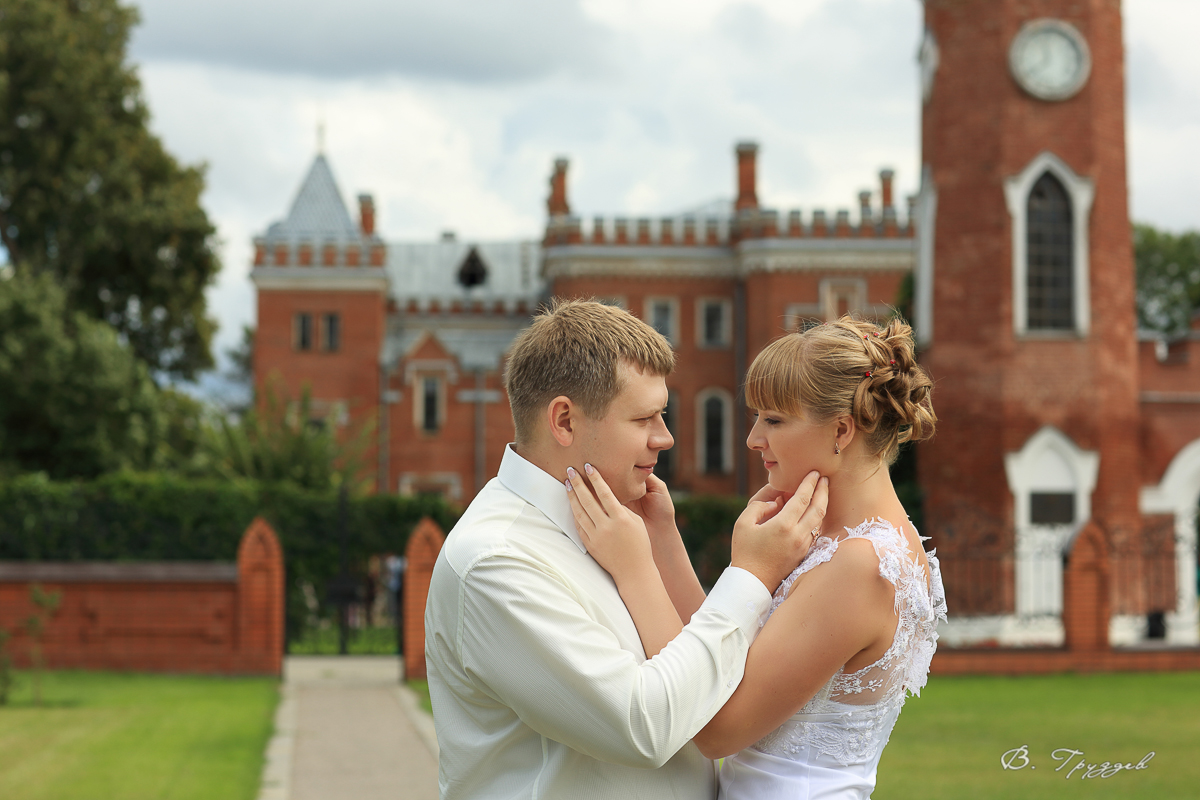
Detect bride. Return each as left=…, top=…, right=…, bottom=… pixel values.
left=566, top=316, right=946, bottom=799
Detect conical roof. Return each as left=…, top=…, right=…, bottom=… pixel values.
left=270, top=154, right=358, bottom=239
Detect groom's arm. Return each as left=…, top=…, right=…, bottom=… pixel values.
left=458, top=553, right=770, bottom=769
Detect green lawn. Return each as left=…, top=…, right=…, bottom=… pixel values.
left=0, top=670, right=278, bottom=800
left=877, top=671, right=1200, bottom=800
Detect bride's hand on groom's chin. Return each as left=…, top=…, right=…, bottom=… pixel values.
left=566, top=464, right=655, bottom=585
left=627, top=474, right=678, bottom=541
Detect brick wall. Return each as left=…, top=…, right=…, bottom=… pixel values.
left=0, top=518, right=285, bottom=675
left=256, top=287, right=386, bottom=489
left=1138, top=337, right=1200, bottom=486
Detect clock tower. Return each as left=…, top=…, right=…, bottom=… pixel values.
left=915, top=1, right=1144, bottom=641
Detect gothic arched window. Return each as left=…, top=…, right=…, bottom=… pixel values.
left=1026, top=172, right=1074, bottom=330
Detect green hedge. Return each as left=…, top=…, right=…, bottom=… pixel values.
left=0, top=472, right=924, bottom=643
left=0, top=472, right=459, bottom=644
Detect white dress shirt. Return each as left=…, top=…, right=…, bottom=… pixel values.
left=425, top=444, right=772, bottom=800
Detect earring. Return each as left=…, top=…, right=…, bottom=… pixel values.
left=834, top=442, right=840, bottom=455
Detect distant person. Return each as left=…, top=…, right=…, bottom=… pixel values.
left=574, top=316, right=945, bottom=800
left=425, top=299, right=827, bottom=799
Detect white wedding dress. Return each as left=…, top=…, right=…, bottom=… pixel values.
left=719, top=518, right=947, bottom=800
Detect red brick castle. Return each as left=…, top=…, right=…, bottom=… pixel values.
left=252, top=1, right=1200, bottom=648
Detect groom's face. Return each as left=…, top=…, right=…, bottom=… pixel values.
left=574, top=362, right=673, bottom=504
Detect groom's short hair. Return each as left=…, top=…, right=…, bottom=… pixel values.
left=505, top=298, right=676, bottom=446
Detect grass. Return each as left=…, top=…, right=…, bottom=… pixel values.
left=877, top=671, right=1200, bottom=800
left=288, top=624, right=400, bottom=655
left=0, top=669, right=278, bottom=800
left=407, top=678, right=432, bottom=714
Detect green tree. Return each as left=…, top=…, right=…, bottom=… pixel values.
left=1134, top=223, right=1200, bottom=335
left=0, top=0, right=219, bottom=379
left=206, top=380, right=375, bottom=493
left=0, top=270, right=165, bottom=478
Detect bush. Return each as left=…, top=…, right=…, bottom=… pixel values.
left=0, top=472, right=459, bottom=644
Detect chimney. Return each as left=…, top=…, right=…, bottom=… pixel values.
left=735, top=141, right=759, bottom=212
left=358, top=194, right=376, bottom=236
left=547, top=157, right=570, bottom=218
left=858, top=191, right=873, bottom=227
left=879, top=168, right=895, bottom=210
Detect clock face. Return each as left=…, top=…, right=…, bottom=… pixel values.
left=1009, top=20, right=1091, bottom=101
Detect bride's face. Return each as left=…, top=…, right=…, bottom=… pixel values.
left=746, top=407, right=839, bottom=493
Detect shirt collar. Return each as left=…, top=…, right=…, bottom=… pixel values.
left=497, top=444, right=587, bottom=553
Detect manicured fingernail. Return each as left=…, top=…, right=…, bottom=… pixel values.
left=565, top=478, right=573, bottom=491
left=567, top=467, right=577, bottom=479
left=821, top=477, right=829, bottom=487
left=584, top=463, right=594, bottom=475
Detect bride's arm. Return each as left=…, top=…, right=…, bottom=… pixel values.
left=628, top=475, right=707, bottom=622
left=692, top=537, right=896, bottom=758
left=566, top=465, right=683, bottom=657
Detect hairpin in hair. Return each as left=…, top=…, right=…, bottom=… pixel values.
left=890, top=360, right=897, bottom=366
left=865, top=371, right=873, bottom=378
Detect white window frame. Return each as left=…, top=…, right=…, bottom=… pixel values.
left=819, top=278, right=867, bottom=321
left=914, top=164, right=937, bottom=347
left=695, top=388, right=734, bottom=476
left=1004, top=151, right=1095, bottom=338
left=1004, top=426, right=1099, bottom=621
left=783, top=303, right=822, bottom=333
left=696, top=298, right=732, bottom=348
left=321, top=311, right=341, bottom=352
left=414, top=373, right=445, bottom=434
left=644, top=296, right=679, bottom=345
left=397, top=472, right=463, bottom=501
left=294, top=312, right=314, bottom=351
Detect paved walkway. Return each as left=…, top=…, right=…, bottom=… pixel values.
left=258, top=656, right=439, bottom=800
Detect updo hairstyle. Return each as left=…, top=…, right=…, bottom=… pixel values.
left=744, top=316, right=936, bottom=465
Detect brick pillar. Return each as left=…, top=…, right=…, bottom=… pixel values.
left=237, top=517, right=285, bottom=675
left=404, top=517, right=446, bottom=680
left=1063, top=521, right=1111, bottom=652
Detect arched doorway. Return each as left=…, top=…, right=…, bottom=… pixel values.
left=1140, top=438, right=1200, bottom=645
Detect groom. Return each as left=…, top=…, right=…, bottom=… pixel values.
left=425, top=299, right=826, bottom=799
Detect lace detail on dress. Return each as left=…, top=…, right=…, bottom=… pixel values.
left=753, top=518, right=948, bottom=764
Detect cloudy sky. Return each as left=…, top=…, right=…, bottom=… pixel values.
left=123, top=0, right=1200, bottom=390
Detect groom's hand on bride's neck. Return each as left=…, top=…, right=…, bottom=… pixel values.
left=730, top=471, right=828, bottom=592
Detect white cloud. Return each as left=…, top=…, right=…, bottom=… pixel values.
left=130, top=0, right=612, bottom=82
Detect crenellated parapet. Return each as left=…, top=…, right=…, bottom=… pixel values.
left=543, top=151, right=914, bottom=249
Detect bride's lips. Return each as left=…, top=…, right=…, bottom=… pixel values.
left=763, top=459, right=777, bottom=470
left=635, top=463, right=656, bottom=474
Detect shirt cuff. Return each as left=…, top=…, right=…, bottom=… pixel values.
left=702, top=567, right=773, bottom=641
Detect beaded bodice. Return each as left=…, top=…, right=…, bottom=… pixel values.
left=752, top=518, right=947, bottom=765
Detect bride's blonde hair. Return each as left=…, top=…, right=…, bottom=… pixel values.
left=745, top=316, right=936, bottom=464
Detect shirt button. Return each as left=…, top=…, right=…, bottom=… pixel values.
left=746, top=601, right=755, bottom=612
